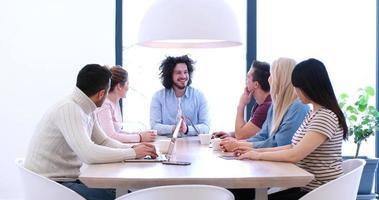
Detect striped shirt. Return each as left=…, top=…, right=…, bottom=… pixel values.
left=292, top=107, right=344, bottom=191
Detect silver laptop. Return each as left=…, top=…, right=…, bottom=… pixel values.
left=123, top=118, right=182, bottom=163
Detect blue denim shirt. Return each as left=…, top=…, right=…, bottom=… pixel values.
left=247, top=99, right=309, bottom=148
left=150, top=87, right=210, bottom=136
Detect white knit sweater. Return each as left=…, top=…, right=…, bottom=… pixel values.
left=25, top=87, right=136, bottom=181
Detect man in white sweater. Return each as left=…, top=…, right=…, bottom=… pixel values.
left=25, top=64, right=157, bottom=200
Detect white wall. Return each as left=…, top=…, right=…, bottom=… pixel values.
left=122, top=1, right=247, bottom=133
left=257, top=0, right=376, bottom=157
left=0, top=0, right=115, bottom=199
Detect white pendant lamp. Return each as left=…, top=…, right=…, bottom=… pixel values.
left=137, top=0, right=242, bottom=48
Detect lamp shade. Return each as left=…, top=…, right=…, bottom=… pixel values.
left=137, top=0, right=242, bottom=48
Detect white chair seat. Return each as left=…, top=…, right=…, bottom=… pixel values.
left=16, top=159, right=85, bottom=200
left=299, top=159, right=365, bottom=200
left=115, top=184, right=234, bottom=200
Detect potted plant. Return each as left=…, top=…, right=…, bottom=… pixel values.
left=339, top=86, right=379, bottom=198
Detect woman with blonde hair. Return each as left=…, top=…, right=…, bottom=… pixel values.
left=96, top=66, right=156, bottom=143
left=221, top=57, right=309, bottom=151
left=221, top=58, right=310, bottom=200
left=237, top=58, right=348, bottom=199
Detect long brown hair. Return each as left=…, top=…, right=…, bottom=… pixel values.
left=109, top=66, right=128, bottom=92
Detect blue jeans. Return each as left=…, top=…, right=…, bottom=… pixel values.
left=59, top=180, right=115, bottom=200
left=228, top=188, right=255, bottom=200
left=268, top=187, right=308, bottom=200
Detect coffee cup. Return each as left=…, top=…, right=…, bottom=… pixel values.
left=199, top=134, right=212, bottom=145
left=211, top=138, right=221, bottom=151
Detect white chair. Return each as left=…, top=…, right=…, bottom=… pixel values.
left=299, top=159, right=365, bottom=200
left=115, top=184, right=235, bottom=200
left=15, top=159, right=85, bottom=200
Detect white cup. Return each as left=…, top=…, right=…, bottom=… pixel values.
left=199, top=134, right=212, bottom=145
left=158, top=139, right=171, bottom=154
left=211, top=138, right=221, bottom=151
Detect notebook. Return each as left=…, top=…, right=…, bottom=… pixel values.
left=123, top=118, right=182, bottom=163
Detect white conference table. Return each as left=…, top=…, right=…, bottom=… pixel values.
left=79, top=137, right=314, bottom=200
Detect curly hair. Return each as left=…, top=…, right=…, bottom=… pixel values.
left=159, top=55, right=195, bottom=89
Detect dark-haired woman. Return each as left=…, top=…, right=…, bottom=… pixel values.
left=96, top=66, right=156, bottom=143
left=236, top=58, right=348, bottom=200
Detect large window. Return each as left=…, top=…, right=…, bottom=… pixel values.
left=257, top=0, right=376, bottom=157
left=122, top=1, right=246, bottom=133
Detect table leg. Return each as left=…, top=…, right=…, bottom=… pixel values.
left=255, top=188, right=268, bottom=200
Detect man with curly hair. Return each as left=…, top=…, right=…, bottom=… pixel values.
left=150, top=55, right=210, bottom=136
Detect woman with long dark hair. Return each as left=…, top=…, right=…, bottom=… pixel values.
left=236, top=58, right=348, bottom=200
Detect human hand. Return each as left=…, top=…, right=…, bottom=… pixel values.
left=140, top=130, right=157, bottom=142
left=221, top=137, right=237, bottom=142
left=233, top=146, right=254, bottom=156
left=132, top=143, right=158, bottom=159
left=239, top=87, right=253, bottom=106
left=179, top=118, right=188, bottom=134
left=220, top=138, right=239, bottom=152
left=212, top=131, right=231, bottom=139
left=237, top=150, right=260, bottom=160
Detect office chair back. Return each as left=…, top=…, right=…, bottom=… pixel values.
left=15, top=158, right=85, bottom=200
left=115, top=184, right=234, bottom=200
left=299, top=159, right=365, bottom=200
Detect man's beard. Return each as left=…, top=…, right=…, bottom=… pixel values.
left=173, top=82, right=186, bottom=90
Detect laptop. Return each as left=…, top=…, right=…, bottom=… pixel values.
left=123, top=118, right=182, bottom=163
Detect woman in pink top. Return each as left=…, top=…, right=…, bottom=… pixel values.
left=96, top=66, right=156, bottom=143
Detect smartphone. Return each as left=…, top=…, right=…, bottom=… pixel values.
left=219, top=155, right=237, bottom=160
left=162, top=161, right=191, bottom=166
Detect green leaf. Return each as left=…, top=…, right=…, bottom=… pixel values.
left=347, top=105, right=356, bottom=113
left=365, top=86, right=375, bottom=96
left=358, top=94, right=368, bottom=104
left=368, top=106, right=376, bottom=111
left=339, top=86, right=378, bottom=157
left=358, top=104, right=367, bottom=112
left=339, top=93, right=349, bottom=99
left=350, top=115, right=358, bottom=122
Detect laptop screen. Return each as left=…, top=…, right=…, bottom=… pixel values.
left=122, top=118, right=183, bottom=163
left=167, top=118, right=183, bottom=158
left=172, top=118, right=182, bottom=139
